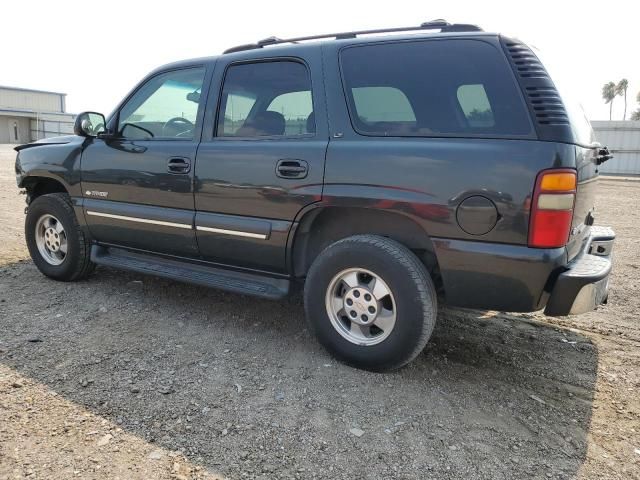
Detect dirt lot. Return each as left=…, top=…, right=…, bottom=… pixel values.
left=0, top=144, right=638, bottom=480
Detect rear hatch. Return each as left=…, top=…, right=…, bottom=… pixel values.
left=500, top=36, right=604, bottom=259
left=569, top=145, right=599, bottom=259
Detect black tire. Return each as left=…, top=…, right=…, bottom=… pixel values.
left=304, top=234, right=437, bottom=371
left=25, top=193, right=95, bottom=281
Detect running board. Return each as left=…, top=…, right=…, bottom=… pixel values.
left=90, top=245, right=289, bottom=299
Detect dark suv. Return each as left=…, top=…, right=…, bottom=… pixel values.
left=15, top=21, right=615, bottom=370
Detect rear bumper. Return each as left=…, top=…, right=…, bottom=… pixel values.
left=544, top=226, right=615, bottom=316
left=432, top=238, right=568, bottom=312
left=432, top=225, right=615, bottom=314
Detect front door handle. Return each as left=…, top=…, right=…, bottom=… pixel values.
left=276, top=159, right=308, bottom=179
left=167, top=157, right=191, bottom=174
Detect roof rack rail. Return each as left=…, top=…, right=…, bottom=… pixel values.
left=223, top=19, right=483, bottom=54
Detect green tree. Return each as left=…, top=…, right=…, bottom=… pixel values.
left=616, top=79, right=629, bottom=120
left=632, top=91, right=640, bottom=121
left=602, top=81, right=617, bottom=120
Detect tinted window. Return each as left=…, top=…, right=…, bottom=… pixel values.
left=352, top=87, right=416, bottom=122
left=118, top=68, right=205, bottom=140
left=268, top=91, right=314, bottom=135
left=457, top=84, right=494, bottom=127
left=340, top=40, right=532, bottom=137
left=222, top=93, right=257, bottom=135
left=217, top=61, right=314, bottom=137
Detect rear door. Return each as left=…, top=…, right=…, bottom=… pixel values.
left=81, top=66, right=208, bottom=257
left=194, top=48, right=328, bottom=273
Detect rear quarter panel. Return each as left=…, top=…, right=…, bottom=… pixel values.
left=319, top=35, right=581, bottom=311
left=322, top=137, right=577, bottom=246
left=321, top=36, right=578, bottom=247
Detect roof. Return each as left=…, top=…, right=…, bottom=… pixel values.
left=0, top=107, right=74, bottom=119
left=222, top=20, right=489, bottom=54
left=0, top=85, right=67, bottom=97
left=150, top=21, right=496, bottom=73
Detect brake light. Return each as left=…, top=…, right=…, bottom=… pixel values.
left=528, top=169, right=577, bottom=248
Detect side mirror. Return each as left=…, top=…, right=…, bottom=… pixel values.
left=74, top=111, right=106, bottom=137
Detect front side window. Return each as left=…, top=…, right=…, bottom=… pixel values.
left=340, top=40, right=532, bottom=137
left=118, top=67, right=205, bottom=140
left=217, top=61, right=314, bottom=138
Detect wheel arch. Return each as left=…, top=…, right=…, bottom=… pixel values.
left=289, top=206, right=443, bottom=290
left=21, top=175, right=69, bottom=204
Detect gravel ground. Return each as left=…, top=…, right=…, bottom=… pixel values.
left=0, top=144, right=638, bottom=480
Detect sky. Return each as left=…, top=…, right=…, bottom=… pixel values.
left=2, top=0, right=638, bottom=121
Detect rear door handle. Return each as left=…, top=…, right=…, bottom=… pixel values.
left=167, top=157, right=191, bottom=174
left=276, top=159, right=308, bottom=179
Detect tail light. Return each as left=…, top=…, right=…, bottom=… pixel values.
left=528, top=169, right=577, bottom=248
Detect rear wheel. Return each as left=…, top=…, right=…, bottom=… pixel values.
left=304, top=234, right=437, bottom=371
left=25, top=193, right=95, bottom=281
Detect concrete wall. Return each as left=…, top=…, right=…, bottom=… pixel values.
left=592, top=121, right=640, bottom=175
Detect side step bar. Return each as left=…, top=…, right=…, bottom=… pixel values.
left=90, top=246, right=290, bottom=299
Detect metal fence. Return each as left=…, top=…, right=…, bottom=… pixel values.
left=592, top=121, right=640, bottom=176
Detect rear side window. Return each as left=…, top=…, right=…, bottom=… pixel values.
left=222, top=93, right=257, bottom=135
left=217, top=61, right=314, bottom=137
left=340, top=40, right=532, bottom=137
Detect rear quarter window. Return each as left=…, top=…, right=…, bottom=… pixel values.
left=340, top=39, right=533, bottom=137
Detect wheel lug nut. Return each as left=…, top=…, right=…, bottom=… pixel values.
left=350, top=310, right=357, bottom=318
left=346, top=298, right=353, bottom=306
left=368, top=306, right=376, bottom=314
left=353, top=290, right=360, bottom=298
left=361, top=314, right=368, bottom=322
left=364, top=293, right=371, bottom=301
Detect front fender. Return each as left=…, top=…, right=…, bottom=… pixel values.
left=15, top=136, right=86, bottom=196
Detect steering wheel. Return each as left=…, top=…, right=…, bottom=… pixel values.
left=162, top=117, right=194, bottom=137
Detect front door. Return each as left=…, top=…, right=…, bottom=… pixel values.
left=81, top=66, right=207, bottom=257
left=194, top=54, right=328, bottom=273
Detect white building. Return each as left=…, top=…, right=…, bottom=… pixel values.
left=0, top=85, right=75, bottom=143
left=592, top=121, right=640, bottom=176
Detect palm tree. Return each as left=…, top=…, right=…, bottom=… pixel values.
left=632, top=91, right=640, bottom=121
left=616, top=79, right=629, bottom=120
left=602, top=82, right=617, bottom=120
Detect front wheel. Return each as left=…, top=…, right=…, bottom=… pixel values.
left=25, top=193, right=95, bottom=281
left=304, top=235, right=437, bottom=371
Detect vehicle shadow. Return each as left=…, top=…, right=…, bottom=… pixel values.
left=0, top=260, right=598, bottom=479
